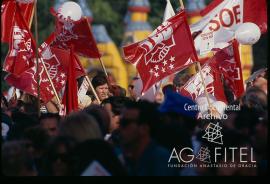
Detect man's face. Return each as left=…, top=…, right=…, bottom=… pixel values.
left=96, top=83, right=109, bottom=101
left=40, top=118, right=59, bottom=137
left=119, top=108, right=140, bottom=148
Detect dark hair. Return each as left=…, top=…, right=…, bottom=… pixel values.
left=7, top=112, right=39, bottom=140
left=83, top=105, right=111, bottom=137
left=1, top=93, right=8, bottom=109
left=162, top=84, right=174, bottom=94
left=45, top=136, right=77, bottom=176
left=121, top=100, right=159, bottom=135
left=91, top=75, right=108, bottom=89
left=39, top=113, right=61, bottom=123
left=59, top=112, right=102, bottom=142
left=69, top=139, right=127, bottom=176
left=233, top=106, right=261, bottom=136
left=102, top=96, right=132, bottom=116
left=2, top=141, right=36, bottom=176
left=22, top=126, right=50, bottom=151
left=241, top=86, right=267, bottom=113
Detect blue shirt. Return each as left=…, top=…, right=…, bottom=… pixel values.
left=125, top=140, right=179, bottom=176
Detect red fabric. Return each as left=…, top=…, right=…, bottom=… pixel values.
left=123, top=11, right=198, bottom=93
left=5, top=47, right=70, bottom=103
left=179, top=63, right=227, bottom=104
left=49, top=8, right=101, bottom=58
left=41, top=34, right=86, bottom=79
left=62, top=47, right=79, bottom=114
left=179, top=39, right=245, bottom=102
left=212, top=40, right=244, bottom=98
left=243, top=0, right=267, bottom=34
left=3, top=2, right=36, bottom=76
left=200, top=0, right=267, bottom=34
left=1, top=0, right=34, bottom=43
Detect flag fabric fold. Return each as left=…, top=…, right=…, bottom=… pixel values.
left=40, top=34, right=86, bottom=79
left=179, top=62, right=228, bottom=104
left=1, top=0, right=35, bottom=43
left=3, top=2, right=36, bottom=76
left=5, top=47, right=70, bottom=103
left=49, top=8, right=101, bottom=58
left=179, top=39, right=245, bottom=103
left=62, top=47, right=79, bottom=115
left=211, top=39, right=244, bottom=98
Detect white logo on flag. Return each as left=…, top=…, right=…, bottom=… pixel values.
left=56, top=17, right=78, bottom=43
left=139, top=21, right=176, bottom=65
left=184, top=65, right=214, bottom=99
left=11, top=26, right=32, bottom=57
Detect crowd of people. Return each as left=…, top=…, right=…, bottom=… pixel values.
left=1, top=71, right=268, bottom=176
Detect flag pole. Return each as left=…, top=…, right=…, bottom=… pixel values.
left=40, top=58, right=62, bottom=107
left=33, top=1, right=61, bottom=110
left=12, top=87, right=17, bottom=100
left=196, top=62, right=212, bottom=107
left=34, top=0, right=40, bottom=116
left=178, top=0, right=185, bottom=10
left=98, top=57, right=108, bottom=77
left=178, top=0, right=219, bottom=117
left=85, top=76, right=101, bottom=104
left=84, top=16, right=109, bottom=78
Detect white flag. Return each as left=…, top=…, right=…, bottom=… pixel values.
left=163, top=0, right=175, bottom=22
left=190, top=0, right=243, bottom=53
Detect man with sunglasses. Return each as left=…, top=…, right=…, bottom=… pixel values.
left=119, top=101, right=179, bottom=176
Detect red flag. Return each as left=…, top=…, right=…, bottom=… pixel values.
left=123, top=11, right=198, bottom=93
left=40, top=34, right=86, bottom=79
left=5, top=47, right=70, bottom=103
left=1, top=0, right=34, bottom=43
left=49, top=8, right=101, bottom=58
left=62, top=47, right=79, bottom=114
left=211, top=40, right=244, bottom=98
left=3, top=2, right=36, bottom=76
left=179, top=63, right=227, bottom=104
left=243, top=0, right=267, bottom=33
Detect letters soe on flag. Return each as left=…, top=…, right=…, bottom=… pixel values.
left=1, top=0, right=35, bottom=43
left=123, top=11, right=198, bottom=93
left=190, top=0, right=267, bottom=52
